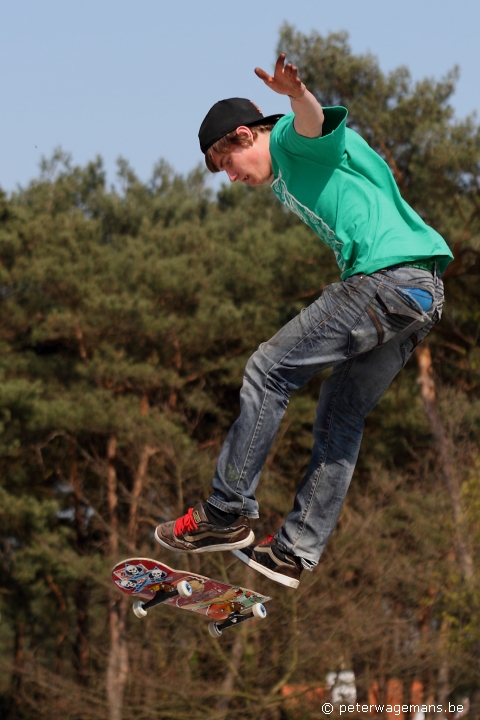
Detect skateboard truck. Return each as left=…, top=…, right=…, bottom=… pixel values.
left=208, top=602, right=267, bottom=638
left=132, top=580, right=193, bottom=617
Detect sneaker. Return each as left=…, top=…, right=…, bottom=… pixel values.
left=232, top=535, right=303, bottom=589
left=154, top=503, right=255, bottom=553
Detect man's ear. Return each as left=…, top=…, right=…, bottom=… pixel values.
left=235, top=126, right=255, bottom=142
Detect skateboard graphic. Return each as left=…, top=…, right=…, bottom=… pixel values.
left=112, top=557, right=271, bottom=637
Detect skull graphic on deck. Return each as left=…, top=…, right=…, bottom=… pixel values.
left=124, top=564, right=143, bottom=576
left=119, top=579, right=137, bottom=589
left=149, top=568, right=167, bottom=581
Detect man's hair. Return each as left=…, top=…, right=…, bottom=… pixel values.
left=205, top=124, right=275, bottom=173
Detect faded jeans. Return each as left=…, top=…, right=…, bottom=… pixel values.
left=207, top=266, right=444, bottom=569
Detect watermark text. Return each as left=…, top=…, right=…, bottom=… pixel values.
left=336, top=702, right=464, bottom=716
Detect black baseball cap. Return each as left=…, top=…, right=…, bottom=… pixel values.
left=198, top=98, right=284, bottom=154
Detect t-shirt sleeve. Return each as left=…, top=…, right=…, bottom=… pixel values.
left=271, top=106, right=348, bottom=168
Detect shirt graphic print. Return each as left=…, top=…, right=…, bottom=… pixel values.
left=271, top=170, right=345, bottom=271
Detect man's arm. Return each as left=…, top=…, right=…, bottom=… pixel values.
left=254, top=53, right=324, bottom=138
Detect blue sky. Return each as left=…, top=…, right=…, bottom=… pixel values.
left=1, top=0, right=479, bottom=193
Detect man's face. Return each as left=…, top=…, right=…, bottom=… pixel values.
left=211, top=127, right=273, bottom=186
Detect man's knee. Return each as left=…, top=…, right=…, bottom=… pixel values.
left=245, top=345, right=270, bottom=381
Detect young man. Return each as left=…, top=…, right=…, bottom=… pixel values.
left=155, top=55, right=453, bottom=588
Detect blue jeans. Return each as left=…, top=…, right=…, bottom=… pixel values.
left=208, top=266, right=444, bottom=569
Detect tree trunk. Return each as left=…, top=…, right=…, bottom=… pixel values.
left=215, top=566, right=258, bottom=717
left=436, top=618, right=451, bottom=716
left=128, top=444, right=156, bottom=545
left=216, top=633, right=244, bottom=717
left=416, top=344, right=474, bottom=714
left=106, top=435, right=119, bottom=555
left=71, top=457, right=91, bottom=684
left=45, top=573, right=68, bottom=675
left=106, top=594, right=129, bottom=720
left=415, top=344, right=473, bottom=580
left=105, top=435, right=130, bottom=720
left=72, top=580, right=90, bottom=685
left=11, top=620, right=25, bottom=705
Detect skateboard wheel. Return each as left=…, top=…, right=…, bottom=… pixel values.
left=208, top=622, right=222, bottom=638
left=252, top=603, right=267, bottom=620
left=132, top=601, right=147, bottom=618
left=177, top=580, right=193, bottom=599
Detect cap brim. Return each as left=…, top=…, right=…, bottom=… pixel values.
left=246, top=113, right=284, bottom=128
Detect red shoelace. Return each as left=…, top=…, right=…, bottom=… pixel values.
left=174, top=508, right=199, bottom=537
left=259, top=534, right=275, bottom=545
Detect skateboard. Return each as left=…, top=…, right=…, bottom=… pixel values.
left=111, top=557, right=271, bottom=637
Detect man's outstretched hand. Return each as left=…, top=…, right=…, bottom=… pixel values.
left=255, top=52, right=324, bottom=138
left=255, top=53, right=305, bottom=99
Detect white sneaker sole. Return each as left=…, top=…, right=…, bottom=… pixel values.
left=154, top=528, right=255, bottom=553
left=231, top=548, right=300, bottom=589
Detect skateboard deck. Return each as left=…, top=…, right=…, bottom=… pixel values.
left=112, top=557, right=271, bottom=637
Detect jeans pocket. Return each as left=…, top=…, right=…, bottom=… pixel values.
left=376, top=284, right=426, bottom=320
left=347, top=284, right=424, bottom=356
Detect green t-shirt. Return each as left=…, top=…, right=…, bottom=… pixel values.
left=269, top=107, right=453, bottom=279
